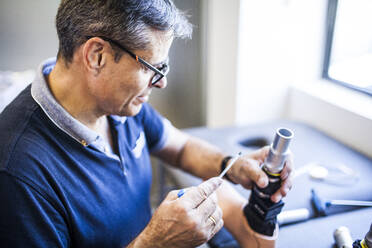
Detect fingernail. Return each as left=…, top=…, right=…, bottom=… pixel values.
left=258, top=177, right=267, bottom=187
left=272, top=195, right=280, bottom=203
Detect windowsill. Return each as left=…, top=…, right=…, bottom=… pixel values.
left=293, top=80, right=372, bottom=120
left=289, top=80, right=372, bottom=159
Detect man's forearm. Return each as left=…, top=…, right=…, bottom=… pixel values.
left=153, top=127, right=227, bottom=180
left=177, top=136, right=225, bottom=180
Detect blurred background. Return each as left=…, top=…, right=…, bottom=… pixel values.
left=0, top=0, right=371, bottom=159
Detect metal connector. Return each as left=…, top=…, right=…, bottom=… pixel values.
left=264, top=128, right=294, bottom=174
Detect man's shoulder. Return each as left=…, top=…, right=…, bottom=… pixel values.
left=0, top=85, right=48, bottom=171
left=0, top=87, right=70, bottom=197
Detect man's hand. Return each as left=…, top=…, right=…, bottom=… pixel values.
left=131, top=177, right=224, bottom=248
left=226, top=146, right=293, bottom=203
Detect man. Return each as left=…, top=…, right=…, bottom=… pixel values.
left=0, top=0, right=292, bottom=247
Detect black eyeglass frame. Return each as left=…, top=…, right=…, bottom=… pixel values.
left=86, top=36, right=169, bottom=85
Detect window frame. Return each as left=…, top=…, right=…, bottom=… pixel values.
left=322, top=0, right=372, bottom=97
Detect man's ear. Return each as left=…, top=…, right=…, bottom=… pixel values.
left=82, top=37, right=108, bottom=75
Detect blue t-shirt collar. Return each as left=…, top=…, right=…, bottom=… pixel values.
left=31, top=57, right=126, bottom=150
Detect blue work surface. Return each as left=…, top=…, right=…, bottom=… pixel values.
left=166, top=120, right=372, bottom=247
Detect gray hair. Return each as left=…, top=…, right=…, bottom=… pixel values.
left=56, top=0, right=192, bottom=63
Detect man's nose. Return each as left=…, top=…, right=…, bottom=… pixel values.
left=151, top=77, right=167, bottom=89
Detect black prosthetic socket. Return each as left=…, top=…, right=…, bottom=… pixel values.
left=243, top=127, right=293, bottom=237
left=244, top=171, right=284, bottom=236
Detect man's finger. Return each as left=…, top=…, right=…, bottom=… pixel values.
left=208, top=210, right=224, bottom=240
left=250, top=146, right=270, bottom=163
left=180, top=177, right=222, bottom=209
left=195, top=192, right=218, bottom=221
left=271, top=177, right=292, bottom=202
left=210, top=219, right=224, bottom=240
left=281, top=155, right=294, bottom=180
left=240, top=158, right=268, bottom=188
left=206, top=206, right=222, bottom=228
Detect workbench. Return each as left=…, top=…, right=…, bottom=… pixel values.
left=160, top=120, right=372, bottom=247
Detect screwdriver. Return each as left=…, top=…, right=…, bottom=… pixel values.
left=219, top=152, right=242, bottom=179
left=177, top=152, right=242, bottom=198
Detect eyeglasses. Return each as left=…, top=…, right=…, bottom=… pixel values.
left=86, top=36, right=170, bottom=85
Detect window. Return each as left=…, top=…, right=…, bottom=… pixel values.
left=323, top=0, right=372, bottom=96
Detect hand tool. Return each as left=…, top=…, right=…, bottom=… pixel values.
left=218, top=152, right=242, bottom=179
left=177, top=152, right=242, bottom=198
left=311, top=189, right=372, bottom=216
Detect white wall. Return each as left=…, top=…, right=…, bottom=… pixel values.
left=202, top=0, right=241, bottom=127
left=236, top=0, right=330, bottom=125
left=203, top=0, right=325, bottom=127
left=236, top=0, right=295, bottom=125
left=0, top=0, right=59, bottom=71
left=149, top=0, right=204, bottom=128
